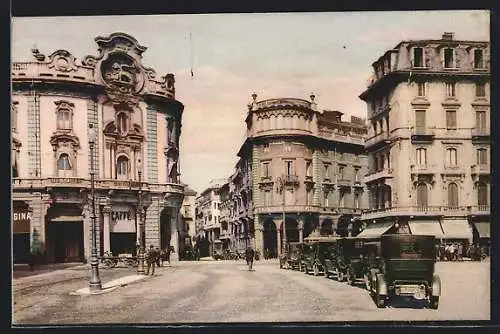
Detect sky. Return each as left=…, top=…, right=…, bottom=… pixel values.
left=11, top=11, right=490, bottom=194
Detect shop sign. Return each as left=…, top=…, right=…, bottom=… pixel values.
left=111, top=206, right=136, bottom=233
left=13, top=210, right=31, bottom=234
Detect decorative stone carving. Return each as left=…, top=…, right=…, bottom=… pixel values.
left=161, top=73, right=175, bottom=91
left=47, top=50, right=78, bottom=72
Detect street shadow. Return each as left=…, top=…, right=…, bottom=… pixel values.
left=368, top=294, right=428, bottom=309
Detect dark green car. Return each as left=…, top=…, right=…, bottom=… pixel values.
left=333, top=237, right=367, bottom=284
left=280, top=242, right=302, bottom=270
left=365, top=234, right=441, bottom=309
left=301, top=237, right=339, bottom=276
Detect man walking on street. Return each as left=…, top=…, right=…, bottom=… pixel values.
left=245, top=246, right=255, bottom=271
left=145, top=245, right=157, bottom=275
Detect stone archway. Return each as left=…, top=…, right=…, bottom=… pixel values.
left=263, top=218, right=277, bottom=258
left=320, top=219, right=334, bottom=236
left=281, top=217, right=299, bottom=243
left=303, top=215, right=316, bottom=239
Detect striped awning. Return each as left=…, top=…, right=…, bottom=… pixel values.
left=356, top=222, right=394, bottom=238
left=408, top=220, right=444, bottom=238
left=473, top=222, right=490, bottom=238
left=440, top=219, right=473, bottom=240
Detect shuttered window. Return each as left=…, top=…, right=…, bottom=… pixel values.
left=415, top=110, right=426, bottom=132
left=477, top=149, right=487, bottom=165
left=447, top=183, right=459, bottom=209
left=477, top=182, right=488, bottom=206
left=417, top=183, right=428, bottom=209
left=476, top=111, right=487, bottom=131
left=446, top=148, right=457, bottom=166
left=446, top=111, right=457, bottom=129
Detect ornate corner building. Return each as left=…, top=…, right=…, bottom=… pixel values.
left=11, top=33, right=185, bottom=264
left=359, top=32, right=490, bottom=247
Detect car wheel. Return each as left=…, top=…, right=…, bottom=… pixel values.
left=364, top=273, right=371, bottom=291
left=313, top=263, right=319, bottom=276
left=338, top=270, right=344, bottom=282
left=346, top=268, right=354, bottom=285
left=429, top=296, right=439, bottom=309
left=375, top=294, right=386, bottom=308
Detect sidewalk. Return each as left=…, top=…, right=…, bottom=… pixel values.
left=69, top=274, right=149, bottom=296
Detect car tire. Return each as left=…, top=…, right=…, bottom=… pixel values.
left=376, top=294, right=386, bottom=308
left=346, top=268, right=354, bottom=285
left=429, top=296, right=439, bottom=309
left=338, top=270, right=344, bottom=282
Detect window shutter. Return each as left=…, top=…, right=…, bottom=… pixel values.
left=415, top=110, right=426, bottom=130
left=410, top=47, right=414, bottom=67
left=424, top=47, right=432, bottom=67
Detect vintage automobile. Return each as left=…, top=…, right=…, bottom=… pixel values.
left=298, top=242, right=314, bottom=272
left=364, top=234, right=441, bottom=309
left=279, top=242, right=302, bottom=270
left=330, top=237, right=366, bottom=284
left=302, top=237, right=339, bottom=276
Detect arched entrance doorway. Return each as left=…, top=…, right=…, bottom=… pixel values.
left=263, top=218, right=277, bottom=258
left=160, top=208, right=171, bottom=251
left=282, top=217, right=299, bottom=243
left=320, top=219, right=334, bottom=236
left=303, top=215, right=316, bottom=239
left=46, top=203, right=84, bottom=263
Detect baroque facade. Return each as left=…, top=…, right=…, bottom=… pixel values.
left=11, top=32, right=185, bottom=263
left=359, top=32, right=490, bottom=246
left=197, top=94, right=369, bottom=258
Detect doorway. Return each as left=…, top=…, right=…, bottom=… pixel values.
left=48, top=221, right=84, bottom=263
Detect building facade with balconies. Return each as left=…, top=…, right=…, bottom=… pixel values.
left=238, top=94, right=368, bottom=258
left=359, top=32, right=490, bottom=246
left=11, top=32, right=185, bottom=264
left=180, top=184, right=197, bottom=254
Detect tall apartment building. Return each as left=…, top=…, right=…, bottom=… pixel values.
left=359, top=32, right=490, bottom=247
left=11, top=32, right=185, bottom=263
left=180, top=184, right=197, bottom=253
left=238, top=94, right=369, bottom=258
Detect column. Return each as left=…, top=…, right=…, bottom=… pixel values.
left=276, top=227, right=282, bottom=258
left=253, top=214, right=264, bottom=254
left=299, top=227, right=303, bottom=243
left=170, top=207, right=179, bottom=262
left=103, top=205, right=111, bottom=254
left=39, top=195, right=51, bottom=255
left=82, top=204, right=90, bottom=261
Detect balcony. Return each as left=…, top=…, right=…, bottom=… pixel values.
left=363, top=168, right=393, bottom=184
left=12, top=62, right=95, bottom=82
left=471, top=164, right=490, bottom=177
left=259, top=175, right=274, bottom=186
left=471, top=128, right=490, bottom=144
left=411, top=128, right=435, bottom=143
left=410, top=164, right=437, bottom=181
left=219, top=230, right=231, bottom=240
left=362, top=205, right=490, bottom=221
left=254, top=205, right=319, bottom=215
left=365, top=131, right=390, bottom=150
left=337, top=177, right=352, bottom=188
left=283, top=174, right=299, bottom=186
left=469, top=205, right=490, bottom=216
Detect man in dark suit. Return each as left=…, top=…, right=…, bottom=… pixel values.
left=245, top=247, right=255, bottom=271
left=145, top=245, right=157, bottom=275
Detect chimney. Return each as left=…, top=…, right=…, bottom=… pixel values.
left=442, top=32, right=454, bottom=41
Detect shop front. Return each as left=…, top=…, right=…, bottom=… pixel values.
left=13, top=205, right=31, bottom=264
left=109, top=205, right=137, bottom=256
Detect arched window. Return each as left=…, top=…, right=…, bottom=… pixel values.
left=116, top=113, right=128, bottom=135
left=116, top=155, right=129, bottom=179
left=477, top=182, right=488, bottom=208
left=447, top=182, right=459, bottom=209
left=417, top=182, right=428, bottom=209
left=446, top=148, right=457, bottom=166
left=57, top=154, right=72, bottom=170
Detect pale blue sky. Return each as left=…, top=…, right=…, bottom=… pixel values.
left=11, top=11, right=489, bottom=194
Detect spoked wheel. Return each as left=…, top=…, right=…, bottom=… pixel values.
left=313, top=263, right=320, bottom=276
left=346, top=268, right=354, bottom=285
left=429, top=296, right=439, bottom=309
left=337, top=270, right=344, bottom=282
left=364, top=273, right=371, bottom=291
left=375, top=294, right=386, bottom=308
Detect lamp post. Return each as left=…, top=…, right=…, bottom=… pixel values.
left=276, top=175, right=287, bottom=255
left=137, top=158, right=146, bottom=274
left=88, top=124, right=102, bottom=292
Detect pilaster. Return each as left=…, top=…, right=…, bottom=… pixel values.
left=312, top=149, right=321, bottom=205
left=102, top=205, right=111, bottom=254
left=145, top=195, right=160, bottom=248
left=146, top=106, right=158, bottom=183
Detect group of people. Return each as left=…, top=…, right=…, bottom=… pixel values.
left=145, top=245, right=171, bottom=275
left=437, top=242, right=464, bottom=261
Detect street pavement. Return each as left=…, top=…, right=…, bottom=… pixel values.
left=12, top=259, right=490, bottom=324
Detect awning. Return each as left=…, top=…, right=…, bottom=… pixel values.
left=408, top=220, right=444, bottom=238
left=51, top=215, right=83, bottom=222
left=474, top=222, right=490, bottom=238
left=356, top=222, right=394, bottom=238
left=440, top=219, right=473, bottom=240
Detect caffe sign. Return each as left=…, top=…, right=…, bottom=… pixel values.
left=110, top=206, right=136, bottom=233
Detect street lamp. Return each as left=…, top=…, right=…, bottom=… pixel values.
left=276, top=175, right=287, bottom=256
left=137, top=158, right=146, bottom=274
left=88, top=124, right=102, bottom=292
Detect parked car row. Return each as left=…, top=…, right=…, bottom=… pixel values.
left=279, top=234, right=441, bottom=309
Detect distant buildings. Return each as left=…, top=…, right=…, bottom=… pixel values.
left=359, top=32, right=490, bottom=247
left=196, top=94, right=369, bottom=258
left=180, top=184, right=197, bottom=253
left=11, top=32, right=185, bottom=263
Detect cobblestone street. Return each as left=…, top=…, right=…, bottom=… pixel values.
left=12, top=260, right=489, bottom=324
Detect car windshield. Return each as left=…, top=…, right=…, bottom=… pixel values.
left=382, top=236, right=435, bottom=259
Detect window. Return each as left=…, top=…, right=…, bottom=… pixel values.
left=475, top=111, right=487, bottom=131
left=338, top=191, right=345, bottom=207
left=354, top=192, right=360, bottom=209
left=476, top=83, right=486, bottom=97
left=324, top=164, right=330, bottom=179
left=262, top=162, right=270, bottom=177
left=306, top=188, right=313, bottom=205
left=417, top=82, right=426, bottom=97
left=338, top=166, right=345, bottom=179
left=117, top=113, right=128, bottom=135
left=11, top=102, right=18, bottom=133
left=263, top=143, right=270, bottom=152
left=416, top=148, right=427, bottom=166
left=474, top=49, right=484, bottom=69
left=415, top=110, right=426, bottom=132
left=477, top=149, right=487, bottom=165
left=284, top=143, right=292, bottom=152
left=306, top=161, right=312, bottom=177
left=417, top=183, right=428, bottom=209
left=477, top=182, right=488, bottom=207
left=373, top=157, right=378, bottom=172
left=446, top=148, right=457, bottom=167
left=445, top=82, right=456, bottom=97
left=116, top=155, right=129, bottom=179
left=413, top=47, right=424, bottom=67
left=446, top=110, right=457, bottom=129
left=57, top=108, right=72, bottom=129
left=444, top=48, right=454, bottom=68
left=57, top=154, right=71, bottom=170
left=447, top=183, right=459, bottom=209
left=285, top=160, right=293, bottom=175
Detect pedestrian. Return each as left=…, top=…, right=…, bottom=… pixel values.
left=245, top=246, right=255, bottom=271
left=155, top=247, right=161, bottom=267
left=145, top=245, right=157, bottom=275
